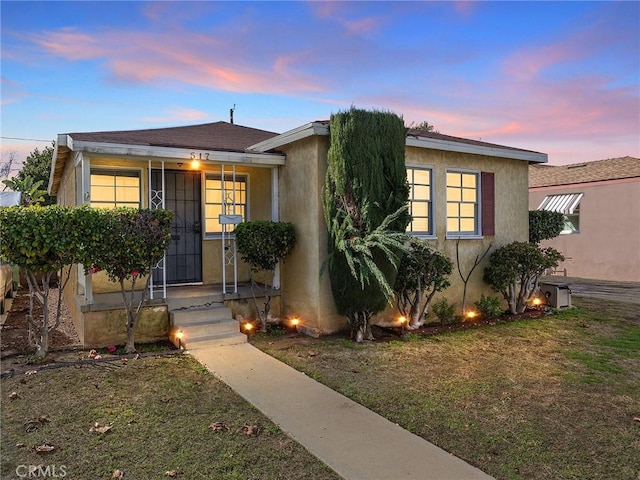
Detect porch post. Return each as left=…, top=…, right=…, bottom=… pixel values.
left=79, top=153, right=93, bottom=305
left=271, top=166, right=280, bottom=289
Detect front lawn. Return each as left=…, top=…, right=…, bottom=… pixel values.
left=1, top=354, right=340, bottom=480
left=253, top=297, right=640, bottom=480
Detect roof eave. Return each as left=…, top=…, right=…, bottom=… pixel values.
left=48, top=134, right=73, bottom=195
left=249, top=122, right=329, bottom=152
left=406, top=136, right=547, bottom=163
left=250, top=122, right=548, bottom=163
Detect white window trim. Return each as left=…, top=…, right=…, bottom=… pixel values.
left=445, top=168, right=482, bottom=237
left=406, top=164, right=435, bottom=237
left=203, top=172, right=250, bottom=239
left=89, top=167, right=144, bottom=208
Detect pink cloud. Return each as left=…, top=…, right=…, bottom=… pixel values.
left=343, top=17, right=383, bottom=36
left=29, top=27, right=325, bottom=95
left=32, top=27, right=108, bottom=60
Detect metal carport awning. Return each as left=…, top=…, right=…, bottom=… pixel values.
left=537, top=193, right=583, bottom=214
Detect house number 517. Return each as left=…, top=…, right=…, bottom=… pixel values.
left=190, top=152, right=210, bottom=160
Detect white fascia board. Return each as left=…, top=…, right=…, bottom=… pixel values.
left=406, top=136, right=547, bottom=163
left=72, top=141, right=285, bottom=166
left=249, top=122, right=329, bottom=152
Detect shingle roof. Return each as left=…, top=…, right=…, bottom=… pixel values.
left=68, top=121, right=278, bottom=153
left=406, top=128, right=545, bottom=155
left=311, top=121, right=544, bottom=155
left=529, top=156, right=640, bottom=188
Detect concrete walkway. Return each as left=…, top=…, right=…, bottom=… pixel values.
left=189, top=342, right=493, bottom=480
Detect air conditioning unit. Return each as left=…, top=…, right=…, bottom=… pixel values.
left=539, top=282, right=572, bottom=308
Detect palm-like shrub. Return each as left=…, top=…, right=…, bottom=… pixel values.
left=323, top=108, right=410, bottom=341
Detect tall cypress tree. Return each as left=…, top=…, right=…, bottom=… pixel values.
left=323, top=108, right=410, bottom=341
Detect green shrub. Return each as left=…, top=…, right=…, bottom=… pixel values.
left=235, top=221, right=297, bottom=332
left=529, top=210, right=564, bottom=244
left=432, top=298, right=457, bottom=325
left=483, top=241, right=564, bottom=314
left=474, top=294, right=504, bottom=319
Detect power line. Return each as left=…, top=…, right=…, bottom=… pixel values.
left=1, top=136, right=53, bottom=142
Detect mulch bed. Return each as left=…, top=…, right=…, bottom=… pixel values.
left=1, top=291, right=78, bottom=357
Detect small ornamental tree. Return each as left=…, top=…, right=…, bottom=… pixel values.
left=88, top=208, right=173, bottom=353
left=0, top=206, right=93, bottom=357
left=529, top=210, right=565, bottom=244
left=393, top=237, right=452, bottom=330
left=235, top=221, right=296, bottom=332
left=323, top=108, right=410, bottom=342
left=483, top=241, right=564, bottom=314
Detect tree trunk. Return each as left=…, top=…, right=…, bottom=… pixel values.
left=125, top=324, right=136, bottom=353
left=351, top=311, right=374, bottom=342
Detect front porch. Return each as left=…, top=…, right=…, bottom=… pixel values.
left=70, top=283, right=281, bottom=349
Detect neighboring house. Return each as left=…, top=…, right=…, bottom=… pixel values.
left=48, top=120, right=546, bottom=343
left=529, top=156, right=640, bottom=282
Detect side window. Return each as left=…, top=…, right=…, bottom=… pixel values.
left=406, top=167, right=433, bottom=235
left=537, top=193, right=583, bottom=234
left=204, top=174, right=247, bottom=234
left=90, top=170, right=141, bottom=209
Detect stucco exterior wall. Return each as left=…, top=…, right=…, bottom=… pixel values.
left=529, top=178, right=640, bottom=282
left=279, top=136, right=345, bottom=335
left=278, top=138, right=531, bottom=334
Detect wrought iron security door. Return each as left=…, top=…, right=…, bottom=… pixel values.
left=152, top=169, right=202, bottom=284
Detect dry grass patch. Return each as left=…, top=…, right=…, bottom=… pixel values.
left=253, top=299, right=640, bottom=480
left=1, top=354, right=340, bottom=480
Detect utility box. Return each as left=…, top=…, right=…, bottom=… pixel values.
left=539, top=282, right=572, bottom=308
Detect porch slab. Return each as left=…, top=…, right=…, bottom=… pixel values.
left=77, top=283, right=272, bottom=312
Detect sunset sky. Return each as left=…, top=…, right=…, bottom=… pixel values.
left=1, top=1, right=638, bottom=173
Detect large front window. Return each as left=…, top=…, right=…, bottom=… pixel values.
left=205, top=174, right=247, bottom=234
left=407, top=167, right=433, bottom=235
left=446, top=170, right=479, bottom=235
left=90, top=170, right=141, bottom=209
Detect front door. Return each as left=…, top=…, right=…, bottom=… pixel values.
left=152, top=170, right=202, bottom=284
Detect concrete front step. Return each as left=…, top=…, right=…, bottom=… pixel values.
left=185, top=332, right=248, bottom=349
left=169, top=301, right=246, bottom=350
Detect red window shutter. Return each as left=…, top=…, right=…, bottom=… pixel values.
left=481, top=172, right=495, bottom=236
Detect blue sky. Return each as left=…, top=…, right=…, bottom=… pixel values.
left=1, top=1, right=638, bottom=173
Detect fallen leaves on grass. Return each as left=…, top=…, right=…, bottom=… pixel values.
left=9, top=391, right=19, bottom=399
left=112, top=469, right=124, bottom=478
left=308, top=351, right=319, bottom=357
left=34, top=443, right=55, bottom=455
left=242, top=423, right=261, bottom=437
left=165, top=470, right=178, bottom=477
left=208, top=421, right=228, bottom=431
left=89, top=422, right=112, bottom=434
left=633, top=417, right=640, bottom=423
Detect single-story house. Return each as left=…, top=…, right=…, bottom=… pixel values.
left=529, top=156, right=640, bottom=282
left=48, top=119, right=547, bottom=345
